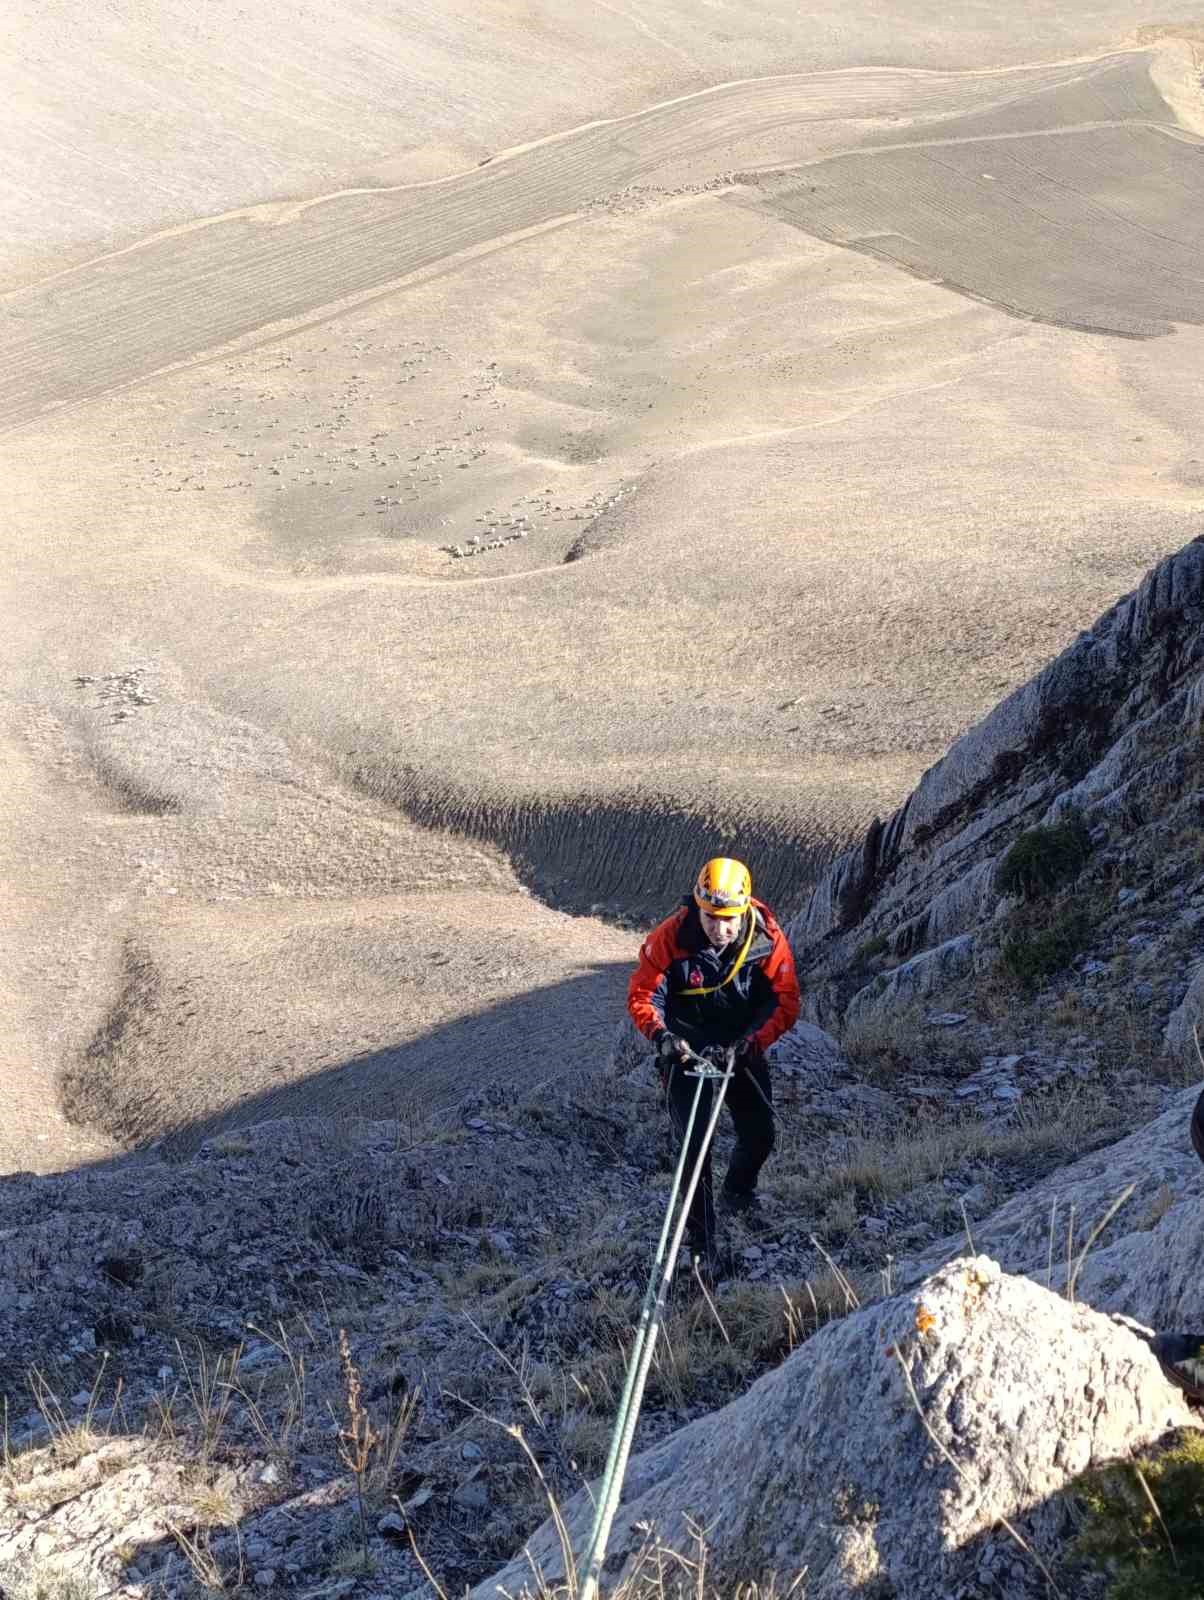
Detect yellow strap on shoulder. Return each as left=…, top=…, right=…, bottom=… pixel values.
left=679, top=913, right=757, bottom=997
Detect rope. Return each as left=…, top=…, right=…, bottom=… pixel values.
left=735, top=1052, right=776, bottom=1118
left=577, top=1047, right=735, bottom=1600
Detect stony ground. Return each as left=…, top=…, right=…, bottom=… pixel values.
left=9, top=541, right=1204, bottom=1596
left=2, top=975, right=1196, bottom=1598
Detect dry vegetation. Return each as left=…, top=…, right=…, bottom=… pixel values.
left=0, top=1011, right=1198, bottom=1597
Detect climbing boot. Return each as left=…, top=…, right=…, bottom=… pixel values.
left=1151, top=1333, right=1204, bottom=1403
left=719, top=1186, right=771, bottom=1234
left=684, top=1237, right=732, bottom=1289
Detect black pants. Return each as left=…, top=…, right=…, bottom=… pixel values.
left=665, top=1053, right=774, bottom=1251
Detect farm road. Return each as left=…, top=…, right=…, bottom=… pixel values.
left=0, top=53, right=1155, bottom=433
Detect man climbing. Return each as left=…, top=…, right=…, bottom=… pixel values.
left=627, top=857, right=801, bottom=1283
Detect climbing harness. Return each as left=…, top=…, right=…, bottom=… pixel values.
left=577, top=1046, right=735, bottom=1600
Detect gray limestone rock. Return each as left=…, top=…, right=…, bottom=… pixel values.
left=908, top=857, right=1000, bottom=952
left=898, top=1083, right=1204, bottom=1329
left=845, top=934, right=975, bottom=1026
left=452, top=1476, right=490, bottom=1512
left=464, top=1257, right=1197, bottom=1600
left=1164, top=960, right=1204, bottom=1066
left=788, top=537, right=1204, bottom=978
left=767, top=1020, right=849, bottom=1085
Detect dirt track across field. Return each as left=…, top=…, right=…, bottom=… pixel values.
left=0, top=53, right=1182, bottom=433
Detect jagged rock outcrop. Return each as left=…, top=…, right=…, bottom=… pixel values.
left=770, top=1018, right=850, bottom=1083
left=788, top=536, right=1204, bottom=1021
left=468, top=1257, right=1197, bottom=1600
left=845, top=932, right=975, bottom=1026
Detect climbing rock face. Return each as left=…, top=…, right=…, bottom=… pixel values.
left=845, top=932, right=976, bottom=1026
left=468, top=1257, right=1197, bottom=1600
left=789, top=536, right=1204, bottom=975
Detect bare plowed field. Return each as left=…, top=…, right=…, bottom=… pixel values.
left=748, top=122, right=1204, bottom=337
left=0, top=55, right=1158, bottom=433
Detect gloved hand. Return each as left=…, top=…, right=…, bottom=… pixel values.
left=733, top=1033, right=762, bottom=1064
left=657, top=1031, right=690, bottom=1066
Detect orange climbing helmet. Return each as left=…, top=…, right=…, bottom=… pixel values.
left=693, top=857, right=752, bottom=918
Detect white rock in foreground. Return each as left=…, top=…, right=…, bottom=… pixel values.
left=469, top=1258, right=1197, bottom=1600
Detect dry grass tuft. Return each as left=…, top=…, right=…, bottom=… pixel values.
left=187, top=1473, right=241, bottom=1528
left=26, top=1354, right=118, bottom=1469
left=841, top=1002, right=927, bottom=1073
left=0, top=1563, right=111, bottom=1600
left=571, top=1267, right=861, bottom=1419
left=167, top=1521, right=246, bottom=1596
left=330, top=1535, right=380, bottom=1578
left=773, top=1079, right=1127, bottom=1228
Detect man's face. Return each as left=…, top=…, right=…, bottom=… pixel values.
left=699, top=907, right=742, bottom=949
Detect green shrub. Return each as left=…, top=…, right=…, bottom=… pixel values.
left=1075, top=1430, right=1204, bottom=1598
left=853, top=931, right=890, bottom=964
left=995, top=813, right=1092, bottom=900
left=998, top=906, right=1090, bottom=988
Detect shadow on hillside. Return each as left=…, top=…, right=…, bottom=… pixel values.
left=58, top=953, right=634, bottom=1175
left=11, top=976, right=1204, bottom=1592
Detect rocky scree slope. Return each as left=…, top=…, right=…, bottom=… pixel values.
left=4, top=1082, right=1204, bottom=1600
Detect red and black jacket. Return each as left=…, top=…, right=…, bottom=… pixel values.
left=627, top=897, right=801, bottom=1055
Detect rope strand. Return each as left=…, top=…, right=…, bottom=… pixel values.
left=578, top=1047, right=735, bottom=1600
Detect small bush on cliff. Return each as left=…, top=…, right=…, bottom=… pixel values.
left=1074, top=1429, right=1204, bottom=1597
left=853, top=931, right=890, bottom=965
left=995, top=812, right=1092, bottom=900
left=998, top=905, right=1091, bottom=989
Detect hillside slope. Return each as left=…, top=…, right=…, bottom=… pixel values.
left=4, top=540, right=1204, bottom=1598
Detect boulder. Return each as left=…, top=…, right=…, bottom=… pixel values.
left=465, top=1257, right=1197, bottom=1600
